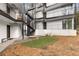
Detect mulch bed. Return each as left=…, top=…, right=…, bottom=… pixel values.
left=1, top=35, right=79, bottom=56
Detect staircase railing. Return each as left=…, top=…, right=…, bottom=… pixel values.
left=25, top=12, right=35, bottom=36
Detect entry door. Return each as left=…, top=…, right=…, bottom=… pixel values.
left=7, top=25, right=10, bottom=38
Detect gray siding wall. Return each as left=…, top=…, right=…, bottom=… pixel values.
left=36, top=22, right=43, bottom=29
left=0, top=3, right=7, bottom=12
left=47, top=20, right=62, bottom=30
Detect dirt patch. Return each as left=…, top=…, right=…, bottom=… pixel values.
left=1, top=35, right=79, bottom=56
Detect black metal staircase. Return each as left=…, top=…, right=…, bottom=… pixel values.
left=25, top=12, right=35, bottom=36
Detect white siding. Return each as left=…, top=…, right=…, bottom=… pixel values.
left=10, top=23, right=22, bottom=39
left=47, top=20, right=62, bottom=30
left=47, top=6, right=74, bottom=18
left=36, top=11, right=43, bottom=18
left=35, top=18, right=76, bottom=36
left=35, top=30, right=76, bottom=36
left=36, top=3, right=42, bottom=7
left=36, top=7, right=43, bottom=12
left=0, top=3, right=6, bottom=12
left=0, top=15, right=14, bottom=24
left=36, top=22, right=43, bottom=29
left=0, top=21, right=7, bottom=43
left=10, top=10, right=16, bottom=19
left=0, top=15, right=15, bottom=43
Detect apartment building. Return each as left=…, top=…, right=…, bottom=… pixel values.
left=0, top=3, right=22, bottom=43
left=26, top=3, right=79, bottom=36
left=0, top=3, right=35, bottom=43
left=0, top=3, right=78, bottom=43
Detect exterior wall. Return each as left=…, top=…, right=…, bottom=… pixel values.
left=47, top=5, right=74, bottom=18
left=36, top=7, right=43, bottom=12
left=36, top=22, right=43, bottom=29
left=35, top=18, right=76, bottom=36
left=0, top=21, right=22, bottom=43
left=0, top=3, right=19, bottom=20
left=0, top=21, right=7, bottom=43
left=10, top=10, right=16, bottom=19
left=47, top=18, right=74, bottom=30
left=0, top=3, right=6, bottom=12
left=36, top=3, right=42, bottom=7
left=27, top=4, right=33, bottom=9
left=34, top=3, right=76, bottom=36
left=47, top=20, right=62, bottom=30
left=35, top=30, right=76, bottom=36
left=9, top=4, right=22, bottom=20
left=36, top=11, right=43, bottom=18
left=10, top=23, right=22, bottom=39
left=0, top=14, right=15, bottom=43
left=0, top=3, right=24, bottom=43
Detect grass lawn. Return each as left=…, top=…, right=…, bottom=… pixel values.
left=22, top=36, right=56, bottom=48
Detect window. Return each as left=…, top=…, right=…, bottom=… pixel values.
left=62, top=19, right=72, bottom=29
left=43, top=22, right=47, bottom=29
left=62, top=6, right=73, bottom=15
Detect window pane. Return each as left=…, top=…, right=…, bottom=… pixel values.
left=43, top=22, right=47, bottom=29
left=68, top=19, right=72, bottom=29
left=62, top=19, right=72, bottom=29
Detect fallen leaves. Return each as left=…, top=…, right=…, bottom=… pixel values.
left=1, top=35, right=79, bottom=56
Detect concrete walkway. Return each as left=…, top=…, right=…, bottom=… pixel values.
left=0, top=39, right=17, bottom=52
left=0, top=36, right=37, bottom=53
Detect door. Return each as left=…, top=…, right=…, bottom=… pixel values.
left=7, top=25, right=10, bottom=38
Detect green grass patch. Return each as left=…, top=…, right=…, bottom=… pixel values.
left=22, top=36, right=57, bottom=48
